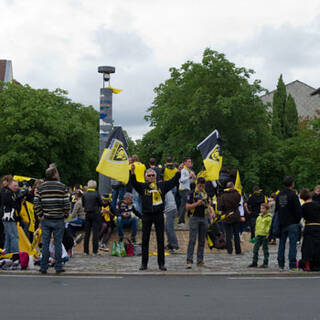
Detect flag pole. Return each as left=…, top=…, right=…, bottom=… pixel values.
left=98, top=66, right=115, bottom=195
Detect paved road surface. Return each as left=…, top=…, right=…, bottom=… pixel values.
left=1, top=275, right=320, bottom=320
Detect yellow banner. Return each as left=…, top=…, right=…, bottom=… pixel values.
left=203, top=145, right=222, bottom=181
left=96, top=139, right=129, bottom=184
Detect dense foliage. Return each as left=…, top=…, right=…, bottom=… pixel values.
left=135, top=49, right=320, bottom=194
left=0, top=82, right=99, bottom=186
left=272, top=75, right=299, bottom=139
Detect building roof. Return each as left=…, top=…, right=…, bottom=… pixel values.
left=261, top=80, right=320, bottom=118
left=311, top=88, right=320, bottom=96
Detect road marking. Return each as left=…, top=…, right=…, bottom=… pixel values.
left=229, top=276, right=320, bottom=280
left=0, top=274, right=123, bottom=279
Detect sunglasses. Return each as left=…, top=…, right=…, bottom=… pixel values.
left=147, top=174, right=156, bottom=177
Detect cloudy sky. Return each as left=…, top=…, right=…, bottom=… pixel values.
left=1, top=0, right=320, bottom=139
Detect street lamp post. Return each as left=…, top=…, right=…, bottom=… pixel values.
left=98, top=66, right=115, bottom=195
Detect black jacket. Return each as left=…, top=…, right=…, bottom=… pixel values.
left=275, top=188, right=302, bottom=227
left=302, top=202, right=320, bottom=224
left=130, top=172, right=181, bottom=214
left=0, top=187, right=22, bottom=222
left=247, top=192, right=266, bottom=217
left=82, top=190, right=103, bottom=215
left=312, top=194, right=320, bottom=206
left=217, top=189, right=241, bottom=224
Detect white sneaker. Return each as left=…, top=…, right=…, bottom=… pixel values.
left=99, top=244, right=109, bottom=252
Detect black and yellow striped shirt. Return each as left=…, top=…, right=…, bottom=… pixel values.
left=34, top=180, right=70, bottom=220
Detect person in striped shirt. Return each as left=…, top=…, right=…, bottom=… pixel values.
left=34, top=166, right=70, bottom=274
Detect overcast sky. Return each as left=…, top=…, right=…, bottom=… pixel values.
left=1, top=0, right=320, bottom=139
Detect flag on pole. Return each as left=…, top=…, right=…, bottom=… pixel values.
left=234, top=170, right=242, bottom=195
left=197, top=129, right=222, bottom=181
left=96, top=126, right=129, bottom=184
left=107, top=85, right=123, bottom=94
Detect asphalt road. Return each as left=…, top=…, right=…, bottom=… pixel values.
left=1, top=274, right=320, bottom=320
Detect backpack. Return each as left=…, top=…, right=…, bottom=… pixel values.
left=119, top=242, right=127, bottom=257
left=19, top=252, right=29, bottom=270
left=269, top=211, right=280, bottom=239
left=124, top=239, right=134, bottom=257
left=111, top=241, right=120, bottom=256
left=133, top=243, right=142, bottom=256
left=207, top=223, right=226, bottom=250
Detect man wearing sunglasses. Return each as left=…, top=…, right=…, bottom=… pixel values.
left=130, top=163, right=183, bottom=271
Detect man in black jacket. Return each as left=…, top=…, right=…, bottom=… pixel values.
left=130, top=163, right=182, bottom=271
left=276, top=176, right=302, bottom=270
left=82, top=180, right=103, bottom=255
left=217, top=182, right=242, bottom=255
left=1, top=180, right=21, bottom=253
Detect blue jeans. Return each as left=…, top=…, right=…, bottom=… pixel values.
left=178, top=189, right=189, bottom=224
left=112, top=186, right=126, bottom=211
left=67, top=218, right=84, bottom=237
left=41, top=219, right=65, bottom=271
left=3, top=221, right=19, bottom=253
left=117, top=216, right=138, bottom=238
left=277, top=224, right=299, bottom=269
left=132, top=188, right=142, bottom=214
left=165, top=209, right=179, bottom=249
left=187, top=216, right=208, bottom=264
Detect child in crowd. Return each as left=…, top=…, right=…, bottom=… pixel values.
left=99, top=194, right=115, bottom=252
left=248, top=203, right=272, bottom=268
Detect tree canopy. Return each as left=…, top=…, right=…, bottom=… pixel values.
left=0, top=82, right=99, bottom=186
left=272, top=75, right=299, bottom=139
left=135, top=49, right=320, bottom=193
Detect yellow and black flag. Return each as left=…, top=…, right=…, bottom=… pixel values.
left=197, top=129, right=222, bottom=181
left=96, top=127, right=129, bottom=184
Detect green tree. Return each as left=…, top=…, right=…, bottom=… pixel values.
left=0, top=82, right=99, bottom=186
left=285, top=93, right=299, bottom=137
left=272, top=74, right=287, bottom=138
left=281, top=124, right=320, bottom=189
left=142, top=48, right=275, bottom=191
left=123, top=130, right=137, bottom=156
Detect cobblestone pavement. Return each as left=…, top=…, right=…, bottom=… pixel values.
left=0, top=232, right=312, bottom=276
left=6, top=234, right=312, bottom=276
left=60, top=242, right=295, bottom=274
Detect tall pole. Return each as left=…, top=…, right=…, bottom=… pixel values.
left=98, top=66, right=115, bottom=195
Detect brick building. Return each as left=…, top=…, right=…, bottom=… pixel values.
left=261, top=80, right=320, bottom=118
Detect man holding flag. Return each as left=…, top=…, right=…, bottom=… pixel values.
left=96, top=126, right=130, bottom=187
left=130, top=163, right=183, bottom=271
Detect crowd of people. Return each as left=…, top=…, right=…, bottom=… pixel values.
left=1, top=155, right=320, bottom=273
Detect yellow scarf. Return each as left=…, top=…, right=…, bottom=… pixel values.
left=149, top=183, right=163, bottom=206
left=195, top=187, right=208, bottom=203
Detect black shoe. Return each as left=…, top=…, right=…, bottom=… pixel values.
left=139, top=265, right=147, bottom=271
left=248, top=263, right=258, bottom=268
left=259, top=264, right=268, bottom=268
left=159, top=265, right=167, bottom=271
left=119, top=237, right=123, bottom=242
left=39, top=269, right=47, bottom=274
left=131, top=237, right=136, bottom=243
left=56, top=269, right=66, bottom=274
